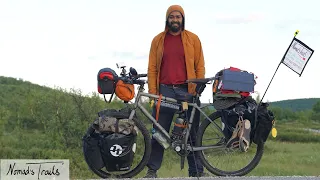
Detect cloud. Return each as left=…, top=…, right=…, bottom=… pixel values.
left=112, top=51, right=134, bottom=58
left=111, top=51, right=149, bottom=60
left=95, top=51, right=149, bottom=75
left=274, top=18, right=320, bottom=29
left=213, top=13, right=265, bottom=24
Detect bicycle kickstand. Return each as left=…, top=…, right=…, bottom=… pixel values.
left=180, top=155, right=185, bottom=170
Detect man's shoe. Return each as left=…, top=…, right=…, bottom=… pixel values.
left=143, top=169, right=157, bottom=178
left=189, top=171, right=209, bottom=177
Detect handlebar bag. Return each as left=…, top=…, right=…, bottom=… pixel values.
left=97, top=68, right=119, bottom=94
left=115, top=80, right=135, bottom=102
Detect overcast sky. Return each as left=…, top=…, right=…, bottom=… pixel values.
left=0, top=0, right=319, bottom=103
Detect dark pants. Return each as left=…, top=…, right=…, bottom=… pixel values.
left=146, top=84, right=204, bottom=175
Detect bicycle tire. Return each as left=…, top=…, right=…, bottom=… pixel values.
left=83, top=112, right=151, bottom=178
left=196, top=111, right=264, bottom=176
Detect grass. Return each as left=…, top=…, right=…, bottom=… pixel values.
left=133, top=120, right=320, bottom=178
left=131, top=140, right=320, bottom=178
left=268, top=120, right=320, bottom=143
left=247, top=141, right=320, bottom=176
left=1, top=120, right=320, bottom=179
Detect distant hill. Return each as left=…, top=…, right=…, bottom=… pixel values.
left=0, top=76, right=149, bottom=132
left=269, top=98, right=320, bottom=111
left=202, top=98, right=320, bottom=112
left=1, top=76, right=318, bottom=113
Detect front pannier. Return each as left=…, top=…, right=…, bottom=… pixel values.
left=82, top=109, right=137, bottom=172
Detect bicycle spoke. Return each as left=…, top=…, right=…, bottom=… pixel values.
left=196, top=112, right=264, bottom=176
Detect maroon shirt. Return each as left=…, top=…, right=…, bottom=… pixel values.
left=159, top=33, right=187, bottom=85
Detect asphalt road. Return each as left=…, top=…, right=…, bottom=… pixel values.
left=84, top=176, right=320, bottom=180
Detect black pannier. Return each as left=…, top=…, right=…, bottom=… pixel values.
left=82, top=109, right=137, bottom=172
left=97, top=68, right=118, bottom=94
left=99, top=131, right=136, bottom=172
left=219, top=97, right=257, bottom=141
left=218, top=97, right=275, bottom=145
left=82, top=127, right=105, bottom=170
left=252, top=102, right=275, bottom=144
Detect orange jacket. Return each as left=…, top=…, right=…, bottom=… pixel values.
left=147, top=5, right=206, bottom=95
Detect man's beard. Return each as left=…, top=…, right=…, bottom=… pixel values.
left=167, top=21, right=181, bottom=32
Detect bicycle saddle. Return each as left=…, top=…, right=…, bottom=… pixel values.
left=186, top=77, right=215, bottom=85
left=185, top=77, right=215, bottom=96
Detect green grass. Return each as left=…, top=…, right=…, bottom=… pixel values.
left=132, top=140, right=320, bottom=178
left=250, top=141, right=320, bottom=176
left=135, top=120, right=320, bottom=178
left=1, top=121, right=320, bottom=179
left=268, top=120, right=320, bottom=143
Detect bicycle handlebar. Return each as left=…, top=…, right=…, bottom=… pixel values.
left=137, top=73, right=147, bottom=78
left=118, top=72, right=147, bottom=85
left=132, top=79, right=146, bottom=85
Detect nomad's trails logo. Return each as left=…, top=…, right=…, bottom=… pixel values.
left=1, top=159, right=69, bottom=180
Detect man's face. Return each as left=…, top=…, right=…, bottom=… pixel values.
left=167, top=11, right=183, bottom=32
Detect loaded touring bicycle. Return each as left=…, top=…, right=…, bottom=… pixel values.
left=82, top=64, right=275, bottom=178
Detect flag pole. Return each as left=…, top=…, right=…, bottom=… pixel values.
left=259, top=30, right=300, bottom=104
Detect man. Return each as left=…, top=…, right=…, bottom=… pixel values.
left=145, top=4, right=206, bottom=178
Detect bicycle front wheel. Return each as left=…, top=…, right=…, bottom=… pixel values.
left=196, top=111, right=264, bottom=176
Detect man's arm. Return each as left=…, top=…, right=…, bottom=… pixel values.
left=194, top=36, right=205, bottom=79
left=147, top=37, right=158, bottom=95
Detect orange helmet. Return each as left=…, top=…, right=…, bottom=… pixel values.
left=115, top=80, right=135, bottom=101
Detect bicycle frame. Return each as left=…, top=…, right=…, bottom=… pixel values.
left=126, top=83, right=225, bottom=152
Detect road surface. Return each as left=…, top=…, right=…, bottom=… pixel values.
left=83, top=176, right=320, bottom=180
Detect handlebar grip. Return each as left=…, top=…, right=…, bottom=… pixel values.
left=138, top=74, right=147, bottom=78
left=133, top=79, right=145, bottom=84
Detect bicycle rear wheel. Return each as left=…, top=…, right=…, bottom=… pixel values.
left=83, top=111, right=151, bottom=178
left=196, top=111, right=264, bottom=176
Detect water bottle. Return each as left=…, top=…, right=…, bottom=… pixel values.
left=171, top=114, right=187, bottom=141
left=151, top=128, right=170, bottom=149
